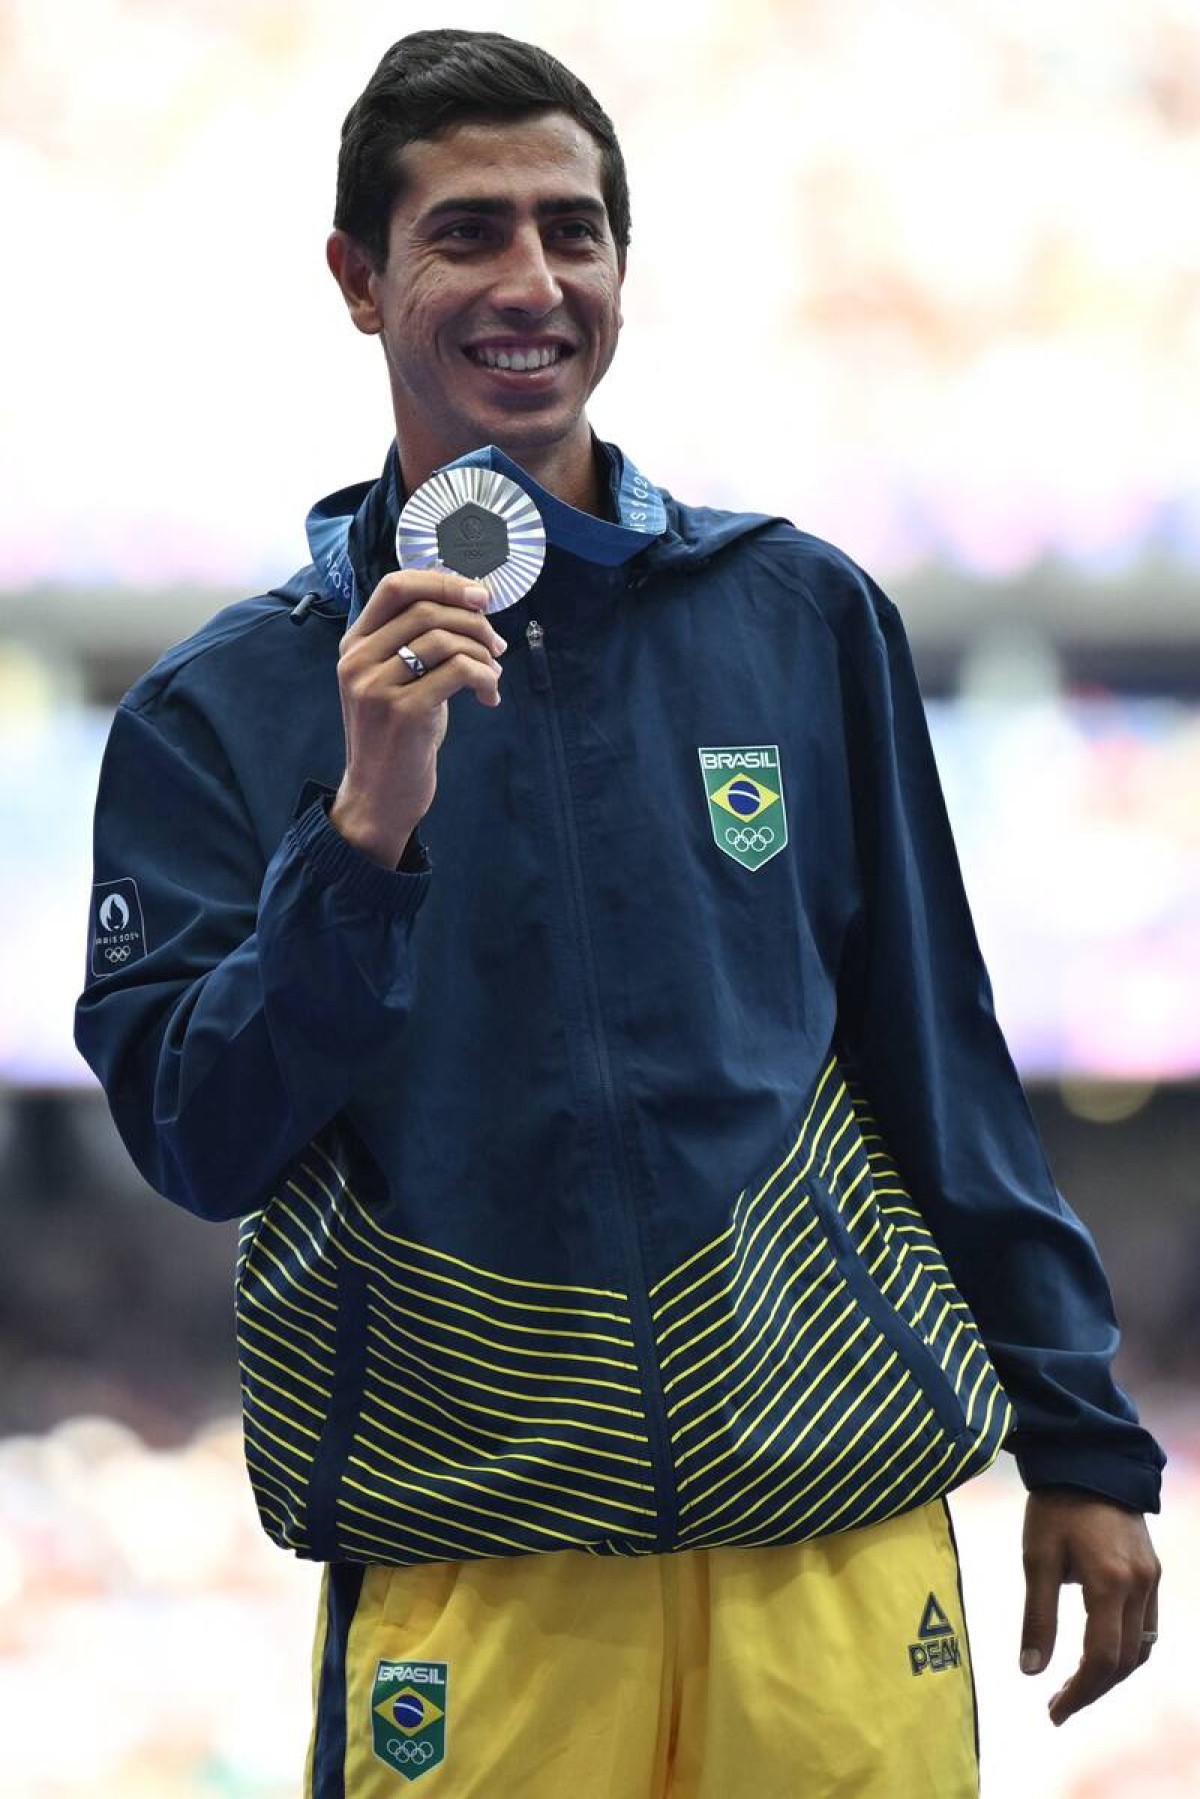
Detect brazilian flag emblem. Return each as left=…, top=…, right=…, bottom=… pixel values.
left=371, top=1660, right=448, bottom=1782
left=698, top=745, right=787, bottom=871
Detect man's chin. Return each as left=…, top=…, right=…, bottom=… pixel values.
left=464, top=410, right=584, bottom=460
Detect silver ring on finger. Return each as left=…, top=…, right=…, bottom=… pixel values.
left=1140, top=1630, right=1158, bottom=1646
left=397, top=644, right=429, bottom=681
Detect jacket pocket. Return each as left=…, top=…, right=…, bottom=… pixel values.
left=807, top=1172, right=968, bottom=1446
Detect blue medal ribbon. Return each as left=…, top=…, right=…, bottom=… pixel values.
left=306, top=440, right=667, bottom=621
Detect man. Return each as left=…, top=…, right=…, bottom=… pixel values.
left=76, top=28, right=1163, bottom=1798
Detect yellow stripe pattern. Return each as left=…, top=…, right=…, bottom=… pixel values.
left=235, top=1186, right=337, bottom=1554
left=236, top=1137, right=657, bottom=1564
left=236, top=1061, right=1013, bottom=1566
left=650, top=1059, right=1014, bottom=1549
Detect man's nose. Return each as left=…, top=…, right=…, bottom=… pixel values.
left=490, top=228, right=562, bottom=315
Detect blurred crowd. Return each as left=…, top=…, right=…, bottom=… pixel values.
left=0, top=1415, right=317, bottom=1797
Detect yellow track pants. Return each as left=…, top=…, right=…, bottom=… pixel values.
left=306, top=1498, right=979, bottom=1797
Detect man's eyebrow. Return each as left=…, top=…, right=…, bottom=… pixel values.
left=420, top=195, right=608, bottom=222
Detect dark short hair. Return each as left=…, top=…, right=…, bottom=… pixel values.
left=335, top=28, right=631, bottom=270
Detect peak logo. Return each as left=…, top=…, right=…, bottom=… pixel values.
left=90, top=879, right=147, bottom=978
left=908, top=1592, right=962, bottom=1676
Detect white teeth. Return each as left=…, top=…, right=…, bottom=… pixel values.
left=472, top=345, right=561, bottom=370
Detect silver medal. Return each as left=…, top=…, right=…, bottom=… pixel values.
left=396, top=465, right=547, bottom=613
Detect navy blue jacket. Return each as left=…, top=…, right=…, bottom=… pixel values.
left=75, top=443, right=1164, bottom=1566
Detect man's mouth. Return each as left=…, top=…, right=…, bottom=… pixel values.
left=463, top=343, right=573, bottom=372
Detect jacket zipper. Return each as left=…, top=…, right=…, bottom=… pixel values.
left=525, top=616, right=679, bottom=1547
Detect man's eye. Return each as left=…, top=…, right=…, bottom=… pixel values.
left=554, top=220, right=599, bottom=241
left=441, top=222, right=487, bottom=243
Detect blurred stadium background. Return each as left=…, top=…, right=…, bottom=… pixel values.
left=2, top=0, right=1198, bottom=1792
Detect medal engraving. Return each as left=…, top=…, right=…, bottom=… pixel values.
left=436, top=502, right=510, bottom=578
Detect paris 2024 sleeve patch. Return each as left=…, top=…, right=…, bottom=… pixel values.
left=90, top=878, right=149, bottom=978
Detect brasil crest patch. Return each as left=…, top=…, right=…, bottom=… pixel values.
left=371, top=1659, right=448, bottom=1783
left=698, top=745, right=787, bottom=871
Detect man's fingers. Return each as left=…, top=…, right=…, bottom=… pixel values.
left=1134, top=1576, right=1159, bottom=1670
left=395, top=628, right=505, bottom=683
left=342, top=597, right=506, bottom=669
left=348, top=570, right=490, bottom=640
left=1115, top=1590, right=1149, bottom=1681
left=1129, top=1575, right=1158, bottom=1669
left=398, top=647, right=504, bottom=710
left=1047, top=1582, right=1125, bottom=1726
left=339, top=602, right=506, bottom=712
left=1019, top=1544, right=1062, bottom=1675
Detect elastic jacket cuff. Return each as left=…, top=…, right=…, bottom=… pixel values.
left=291, top=785, right=431, bottom=915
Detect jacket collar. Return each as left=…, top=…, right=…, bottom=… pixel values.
left=305, top=439, right=669, bottom=624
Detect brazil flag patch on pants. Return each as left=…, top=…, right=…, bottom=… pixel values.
left=371, top=1660, right=448, bottom=1782
left=699, top=745, right=788, bottom=871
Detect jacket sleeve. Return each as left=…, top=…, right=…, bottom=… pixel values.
left=834, top=577, right=1165, bottom=1513
left=74, top=696, right=431, bottom=1222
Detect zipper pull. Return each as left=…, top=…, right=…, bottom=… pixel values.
left=526, top=618, right=550, bottom=691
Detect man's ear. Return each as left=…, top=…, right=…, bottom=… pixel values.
left=326, top=230, right=384, bottom=336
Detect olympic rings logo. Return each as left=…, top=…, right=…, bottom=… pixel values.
left=104, top=946, right=132, bottom=963
left=724, top=825, right=775, bottom=853
left=386, top=1738, right=435, bottom=1767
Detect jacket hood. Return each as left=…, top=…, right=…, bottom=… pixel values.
left=304, top=439, right=786, bottom=621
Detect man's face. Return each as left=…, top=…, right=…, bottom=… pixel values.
left=355, top=111, right=624, bottom=482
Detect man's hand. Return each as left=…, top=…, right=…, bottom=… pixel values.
left=330, top=570, right=508, bottom=867
left=1019, top=1488, right=1161, bottom=1726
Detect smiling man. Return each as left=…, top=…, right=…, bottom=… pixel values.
left=327, top=110, right=623, bottom=514
left=76, top=27, right=1163, bottom=1799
